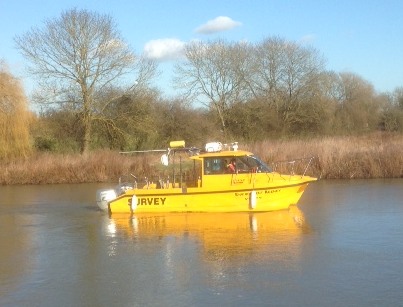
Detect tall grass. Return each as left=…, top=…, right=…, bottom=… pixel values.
left=249, top=132, right=403, bottom=179
left=0, top=150, right=151, bottom=185
left=0, top=133, right=401, bottom=185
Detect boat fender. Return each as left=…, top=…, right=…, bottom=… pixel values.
left=250, top=191, right=257, bottom=209
left=131, top=195, right=138, bottom=211
left=161, top=154, right=169, bottom=166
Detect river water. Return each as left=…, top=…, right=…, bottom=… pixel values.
left=0, top=179, right=402, bottom=307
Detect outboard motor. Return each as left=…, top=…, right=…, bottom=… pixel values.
left=96, top=189, right=117, bottom=211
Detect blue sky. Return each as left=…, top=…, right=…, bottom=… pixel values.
left=1, top=0, right=402, bottom=97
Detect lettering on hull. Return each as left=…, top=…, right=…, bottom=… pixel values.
left=235, top=189, right=281, bottom=200
left=131, top=190, right=281, bottom=206
left=235, top=189, right=280, bottom=197
left=136, top=197, right=167, bottom=206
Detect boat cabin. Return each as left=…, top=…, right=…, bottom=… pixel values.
left=159, top=142, right=272, bottom=190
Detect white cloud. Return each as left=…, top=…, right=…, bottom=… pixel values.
left=195, top=16, right=242, bottom=34
left=143, top=38, right=186, bottom=61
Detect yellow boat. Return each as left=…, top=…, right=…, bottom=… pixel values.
left=96, top=141, right=317, bottom=214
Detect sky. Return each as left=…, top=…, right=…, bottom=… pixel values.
left=1, top=0, right=402, bottom=98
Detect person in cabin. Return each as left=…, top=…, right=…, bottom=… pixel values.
left=227, top=158, right=236, bottom=173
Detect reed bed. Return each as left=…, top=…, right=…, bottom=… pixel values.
left=249, top=132, right=403, bottom=179
left=0, top=150, right=152, bottom=185
left=0, top=133, right=401, bottom=185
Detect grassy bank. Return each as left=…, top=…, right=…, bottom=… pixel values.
left=0, top=133, right=402, bottom=185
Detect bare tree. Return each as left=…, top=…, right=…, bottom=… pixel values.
left=15, top=9, right=137, bottom=153
left=250, top=37, right=287, bottom=110
left=174, top=40, right=252, bottom=137
left=251, top=37, right=325, bottom=123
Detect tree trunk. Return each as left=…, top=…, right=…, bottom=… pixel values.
left=82, top=115, right=91, bottom=155
left=81, top=97, right=91, bottom=155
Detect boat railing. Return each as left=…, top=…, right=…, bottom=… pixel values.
left=118, top=170, right=199, bottom=191
left=270, top=156, right=320, bottom=178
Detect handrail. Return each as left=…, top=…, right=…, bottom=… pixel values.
left=271, top=156, right=319, bottom=178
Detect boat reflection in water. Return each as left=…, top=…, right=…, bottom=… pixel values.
left=103, top=206, right=310, bottom=265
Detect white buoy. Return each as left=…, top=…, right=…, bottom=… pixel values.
left=250, top=191, right=257, bottom=209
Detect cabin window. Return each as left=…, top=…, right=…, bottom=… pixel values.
left=203, top=157, right=249, bottom=174
left=204, top=158, right=226, bottom=174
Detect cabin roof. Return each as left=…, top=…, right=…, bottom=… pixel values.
left=190, top=150, right=253, bottom=160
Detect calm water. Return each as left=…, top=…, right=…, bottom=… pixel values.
left=0, top=179, right=402, bottom=307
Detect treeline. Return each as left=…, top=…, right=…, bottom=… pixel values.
left=2, top=52, right=403, bottom=159
left=30, top=84, right=403, bottom=155
left=29, top=36, right=403, bottom=154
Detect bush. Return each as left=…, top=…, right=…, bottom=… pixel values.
left=34, top=136, right=57, bottom=151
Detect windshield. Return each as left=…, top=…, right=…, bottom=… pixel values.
left=203, top=155, right=272, bottom=175
left=238, top=155, right=272, bottom=173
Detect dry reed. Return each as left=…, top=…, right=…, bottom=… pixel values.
left=0, top=150, right=151, bottom=185
left=249, top=132, right=403, bottom=179
left=0, top=133, right=401, bottom=185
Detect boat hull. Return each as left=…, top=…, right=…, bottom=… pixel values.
left=101, top=177, right=315, bottom=214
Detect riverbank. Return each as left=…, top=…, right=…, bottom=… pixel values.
left=0, top=133, right=402, bottom=185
